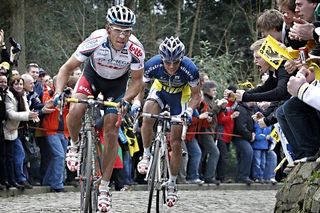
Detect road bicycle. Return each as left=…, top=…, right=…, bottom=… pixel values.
left=64, top=96, right=121, bottom=213
left=134, top=111, right=187, bottom=213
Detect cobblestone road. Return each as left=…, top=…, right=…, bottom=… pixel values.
left=0, top=190, right=277, bottom=213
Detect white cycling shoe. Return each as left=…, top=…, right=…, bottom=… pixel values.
left=161, top=181, right=178, bottom=207
left=137, top=155, right=150, bottom=175
left=98, top=186, right=112, bottom=212
left=65, top=145, right=79, bottom=172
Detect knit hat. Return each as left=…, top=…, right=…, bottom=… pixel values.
left=0, top=62, right=10, bottom=70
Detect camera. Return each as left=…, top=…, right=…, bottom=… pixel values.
left=9, top=37, right=22, bottom=54
left=63, top=87, right=72, bottom=96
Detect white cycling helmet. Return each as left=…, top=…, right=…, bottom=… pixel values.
left=106, top=5, right=136, bottom=28
left=159, top=37, right=185, bottom=63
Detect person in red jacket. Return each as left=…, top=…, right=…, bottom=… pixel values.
left=216, top=86, right=239, bottom=182
left=185, top=99, right=212, bottom=184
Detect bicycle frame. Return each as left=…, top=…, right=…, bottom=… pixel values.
left=144, top=116, right=171, bottom=184
left=137, top=111, right=187, bottom=213
left=66, top=97, right=119, bottom=213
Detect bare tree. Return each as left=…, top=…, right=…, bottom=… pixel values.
left=188, top=0, right=202, bottom=57
left=9, top=0, right=25, bottom=69
left=176, top=0, right=182, bottom=36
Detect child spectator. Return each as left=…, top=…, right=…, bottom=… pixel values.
left=216, top=86, right=239, bottom=183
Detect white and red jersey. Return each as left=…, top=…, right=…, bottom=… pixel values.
left=73, top=29, right=145, bottom=79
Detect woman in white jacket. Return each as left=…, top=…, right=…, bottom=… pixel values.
left=4, top=76, right=39, bottom=188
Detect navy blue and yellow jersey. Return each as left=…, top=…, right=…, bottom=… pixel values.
left=143, top=55, right=200, bottom=94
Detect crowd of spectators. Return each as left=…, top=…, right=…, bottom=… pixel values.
left=1, top=0, right=320, bottom=192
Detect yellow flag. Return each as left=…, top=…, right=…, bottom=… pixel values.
left=270, top=128, right=280, bottom=143
left=258, top=35, right=294, bottom=69
left=124, top=127, right=140, bottom=156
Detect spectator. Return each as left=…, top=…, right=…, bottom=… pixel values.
left=232, top=101, right=255, bottom=184
left=236, top=39, right=292, bottom=103
left=277, top=66, right=320, bottom=161
left=41, top=83, right=69, bottom=192
left=0, top=61, right=10, bottom=77
left=11, top=68, right=20, bottom=78
left=198, top=81, right=220, bottom=184
left=251, top=120, right=275, bottom=184
left=0, top=29, right=11, bottom=65
left=26, top=63, right=44, bottom=101
left=72, top=67, right=82, bottom=78
left=276, top=0, right=306, bottom=48
left=288, top=0, right=318, bottom=42
left=199, top=72, right=209, bottom=89
left=216, top=86, right=239, bottom=183
left=4, top=76, right=39, bottom=189
left=21, top=73, right=54, bottom=185
left=184, top=108, right=203, bottom=185
left=0, top=74, right=7, bottom=189
left=257, top=9, right=284, bottom=41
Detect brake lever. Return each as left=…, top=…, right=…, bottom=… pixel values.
left=132, top=107, right=142, bottom=134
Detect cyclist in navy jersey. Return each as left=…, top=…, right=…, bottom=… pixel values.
left=133, top=37, right=201, bottom=207
left=54, top=5, right=144, bottom=212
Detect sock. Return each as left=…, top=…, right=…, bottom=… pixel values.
left=143, top=147, right=151, bottom=156
left=99, top=180, right=110, bottom=190
left=70, top=138, right=79, bottom=147
left=169, top=176, right=177, bottom=184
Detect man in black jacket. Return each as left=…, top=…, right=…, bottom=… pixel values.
left=232, top=101, right=255, bottom=184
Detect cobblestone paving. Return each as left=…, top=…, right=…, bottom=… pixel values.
left=0, top=190, right=276, bottom=213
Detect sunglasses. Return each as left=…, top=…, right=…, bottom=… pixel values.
left=163, top=59, right=181, bottom=65
left=109, top=26, right=132, bottom=36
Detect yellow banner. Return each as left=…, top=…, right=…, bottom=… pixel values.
left=238, top=81, right=254, bottom=89
left=270, top=128, right=280, bottom=143
left=258, top=35, right=294, bottom=69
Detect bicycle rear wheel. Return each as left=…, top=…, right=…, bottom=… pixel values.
left=80, top=131, right=93, bottom=213
left=147, top=139, right=161, bottom=213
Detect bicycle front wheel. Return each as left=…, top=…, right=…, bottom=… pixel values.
left=147, top=139, right=161, bottom=213
left=156, top=149, right=169, bottom=212
left=80, top=131, right=93, bottom=213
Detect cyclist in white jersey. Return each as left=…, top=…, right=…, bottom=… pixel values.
left=54, top=5, right=145, bottom=212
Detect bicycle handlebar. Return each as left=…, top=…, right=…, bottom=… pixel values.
left=66, top=97, right=118, bottom=107
left=134, top=111, right=188, bottom=141
left=65, top=97, right=122, bottom=128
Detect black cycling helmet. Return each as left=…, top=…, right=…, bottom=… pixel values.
left=159, top=37, right=185, bottom=63
left=106, top=5, right=136, bottom=27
